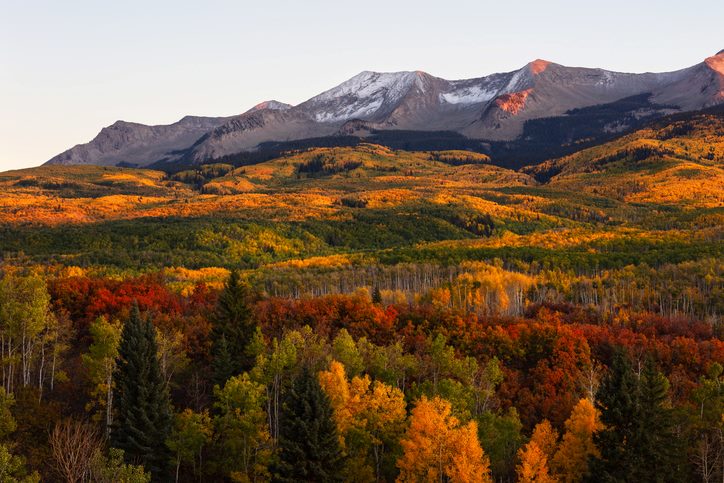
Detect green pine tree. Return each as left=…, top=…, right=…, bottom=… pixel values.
left=371, top=286, right=382, bottom=305
left=111, top=303, right=172, bottom=479
left=588, top=349, right=638, bottom=482
left=633, top=358, right=685, bottom=482
left=211, top=271, right=256, bottom=385
left=588, top=350, right=684, bottom=483
left=211, top=334, right=234, bottom=388
left=273, top=368, right=343, bottom=482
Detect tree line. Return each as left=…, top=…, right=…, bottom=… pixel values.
left=0, top=269, right=721, bottom=481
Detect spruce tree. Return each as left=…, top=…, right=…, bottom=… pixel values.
left=211, top=270, right=256, bottom=386
left=588, top=349, right=638, bottom=482
left=588, top=350, right=683, bottom=482
left=211, top=334, right=234, bottom=387
left=111, top=303, right=172, bottom=479
left=371, top=286, right=382, bottom=305
left=633, top=358, right=684, bottom=481
left=273, top=368, right=343, bottom=482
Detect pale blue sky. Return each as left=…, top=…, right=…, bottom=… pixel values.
left=1, top=0, right=722, bottom=170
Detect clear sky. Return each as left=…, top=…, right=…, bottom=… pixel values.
left=1, top=0, right=722, bottom=170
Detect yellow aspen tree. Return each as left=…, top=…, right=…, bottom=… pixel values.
left=360, top=380, right=407, bottom=479
left=516, top=441, right=556, bottom=483
left=319, top=360, right=405, bottom=482
left=530, top=419, right=558, bottom=461
left=318, top=360, right=354, bottom=441
left=396, top=396, right=492, bottom=483
left=551, top=398, right=603, bottom=483
left=447, top=419, right=489, bottom=483
left=81, top=316, right=122, bottom=435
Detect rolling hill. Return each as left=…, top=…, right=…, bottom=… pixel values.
left=527, top=105, right=724, bottom=208
left=0, top=107, right=720, bottom=273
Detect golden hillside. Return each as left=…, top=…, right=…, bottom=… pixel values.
left=527, top=111, right=724, bottom=208
left=0, top=145, right=537, bottom=226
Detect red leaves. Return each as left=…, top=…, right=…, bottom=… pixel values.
left=254, top=293, right=393, bottom=343
left=48, top=275, right=214, bottom=360
left=46, top=274, right=723, bottom=423
left=49, top=275, right=218, bottom=327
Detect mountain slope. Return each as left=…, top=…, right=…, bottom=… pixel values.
left=525, top=105, right=724, bottom=208
left=46, top=115, right=232, bottom=167
left=45, top=51, right=724, bottom=168
left=5, top=109, right=724, bottom=274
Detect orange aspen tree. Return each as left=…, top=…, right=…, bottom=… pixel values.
left=516, top=441, right=556, bottom=483
left=530, top=419, right=558, bottom=461
left=396, top=396, right=492, bottom=483
left=551, top=398, right=602, bottom=483
left=319, top=360, right=406, bottom=481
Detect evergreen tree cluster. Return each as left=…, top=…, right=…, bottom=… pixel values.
left=588, top=350, right=685, bottom=482
left=273, top=368, right=343, bottom=482
left=211, top=270, right=257, bottom=385
left=111, top=303, right=172, bottom=479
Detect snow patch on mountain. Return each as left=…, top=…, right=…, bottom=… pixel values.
left=595, top=70, right=618, bottom=87
left=310, top=71, right=418, bottom=122
left=315, top=98, right=386, bottom=123
left=503, top=68, right=532, bottom=94
left=440, top=85, right=497, bottom=105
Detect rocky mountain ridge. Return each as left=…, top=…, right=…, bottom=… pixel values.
left=46, top=50, right=724, bottom=167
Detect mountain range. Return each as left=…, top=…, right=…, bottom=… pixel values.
left=46, top=50, right=724, bottom=168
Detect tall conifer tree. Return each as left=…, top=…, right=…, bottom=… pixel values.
left=211, top=333, right=235, bottom=387
left=633, top=357, right=684, bottom=481
left=273, top=368, right=342, bottom=482
left=588, top=350, right=683, bottom=482
left=588, top=349, right=637, bottom=481
left=211, top=271, right=256, bottom=386
left=111, top=303, right=172, bottom=479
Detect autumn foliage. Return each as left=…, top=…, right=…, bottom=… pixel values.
left=397, top=396, right=492, bottom=483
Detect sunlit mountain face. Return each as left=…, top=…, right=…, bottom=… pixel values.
left=46, top=51, right=724, bottom=170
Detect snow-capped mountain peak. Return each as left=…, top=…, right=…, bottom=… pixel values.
left=303, top=71, right=424, bottom=122
left=45, top=51, right=724, bottom=167
left=315, top=71, right=418, bottom=101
